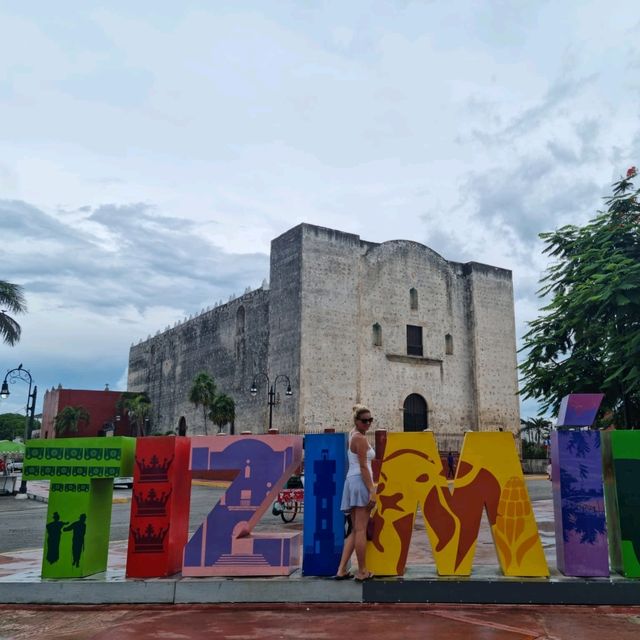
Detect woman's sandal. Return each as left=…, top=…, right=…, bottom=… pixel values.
left=354, top=572, right=374, bottom=582
left=333, top=572, right=354, bottom=581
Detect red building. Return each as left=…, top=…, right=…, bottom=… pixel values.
left=41, top=387, right=134, bottom=439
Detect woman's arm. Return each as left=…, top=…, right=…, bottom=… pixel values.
left=353, top=434, right=375, bottom=495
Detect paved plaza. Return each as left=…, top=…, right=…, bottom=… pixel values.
left=0, top=489, right=622, bottom=606
left=1, top=483, right=556, bottom=585
left=2, top=478, right=640, bottom=640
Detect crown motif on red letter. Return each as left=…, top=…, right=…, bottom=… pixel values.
left=135, top=454, right=173, bottom=482
left=134, top=487, right=172, bottom=516
left=130, top=523, right=169, bottom=553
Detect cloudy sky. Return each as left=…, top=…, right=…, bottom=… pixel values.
left=1, top=1, right=639, bottom=420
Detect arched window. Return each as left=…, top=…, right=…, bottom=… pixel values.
left=372, top=323, right=382, bottom=346
left=410, top=287, right=418, bottom=310
left=236, top=305, right=245, bottom=335
left=236, top=306, right=246, bottom=360
left=445, top=333, right=453, bottom=355
left=403, top=394, right=428, bottom=432
left=178, top=416, right=187, bottom=436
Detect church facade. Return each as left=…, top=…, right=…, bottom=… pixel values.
left=127, top=223, right=520, bottom=438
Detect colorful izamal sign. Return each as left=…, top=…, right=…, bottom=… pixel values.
left=22, top=395, right=640, bottom=580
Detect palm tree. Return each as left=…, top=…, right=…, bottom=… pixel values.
left=119, top=393, right=152, bottom=437
left=209, top=393, right=236, bottom=434
left=189, top=372, right=216, bottom=435
left=519, top=417, right=552, bottom=445
left=54, top=406, right=90, bottom=437
left=0, top=280, right=27, bottom=346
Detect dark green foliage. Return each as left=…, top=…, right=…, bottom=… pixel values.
left=209, top=393, right=236, bottom=433
left=117, top=392, right=152, bottom=437
left=189, top=372, right=216, bottom=436
left=0, top=280, right=27, bottom=346
left=522, top=441, right=548, bottom=459
left=520, top=168, right=640, bottom=428
left=0, top=412, right=40, bottom=440
left=188, top=373, right=236, bottom=435
left=519, top=417, right=552, bottom=442
left=54, top=406, right=90, bottom=437
left=519, top=417, right=551, bottom=459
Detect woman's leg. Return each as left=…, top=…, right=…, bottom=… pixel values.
left=337, top=532, right=355, bottom=576
left=352, top=506, right=371, bottom=578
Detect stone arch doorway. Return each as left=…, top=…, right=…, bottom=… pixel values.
left=178, top=416, right=187, bottom=436
left=403, top=394, right=428, bottom=432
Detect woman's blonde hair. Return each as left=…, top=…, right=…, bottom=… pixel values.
left=352, top=404, right=371, bottom=424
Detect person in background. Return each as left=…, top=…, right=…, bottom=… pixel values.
left=447, top=451, right=456, bottom=479
left=335, top=404, right=376, bottom=582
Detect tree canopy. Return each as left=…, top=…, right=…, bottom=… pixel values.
left=520, top=167, right=640, bottom=428
left=519, top=417, right=552, bottom=459
left=189, top=372, right=217, bottom=436
left=209, top=393, right=236, bottom=434
left=0, top=280, right=27, bottom=346
left=0, top=413, right=41, bottom=440
left=117, top=392, right=152, bottom=437
left=54, top=406, right=90, bottom=437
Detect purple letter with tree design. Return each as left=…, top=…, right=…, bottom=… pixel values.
left=552, top=394, right=608, bottom=576
left=182, top=435, right=303, bottom=576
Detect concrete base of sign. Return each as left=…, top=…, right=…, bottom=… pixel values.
left=174, top=576, right=361, bottom=603
left=363, top=567, right=640, bottom=605
left=4, top=577, right=176, bottom=605
left=2, top=566, right=640, bottom=606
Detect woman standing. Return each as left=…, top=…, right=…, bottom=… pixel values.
left=335, top=405, right=376, bottom=582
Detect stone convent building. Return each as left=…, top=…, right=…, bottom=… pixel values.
left=127, top=223, right=520, bottom=438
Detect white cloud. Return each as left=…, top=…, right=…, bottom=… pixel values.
left=2, top=0, right=639, bottom=419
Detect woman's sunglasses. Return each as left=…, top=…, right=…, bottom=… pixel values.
left=358, top=417, right=374, bottom=424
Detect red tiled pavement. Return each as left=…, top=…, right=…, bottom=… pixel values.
left=2, top=604, right=640, bottom=640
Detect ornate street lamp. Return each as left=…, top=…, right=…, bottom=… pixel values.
left=249, top=373, right=293, bottom=432
left=0, top=364, right=37, bottom=498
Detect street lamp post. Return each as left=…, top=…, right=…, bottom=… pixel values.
left=249, top=373, right=293, bottom=432
left=0, top=364, right=37, bottom=497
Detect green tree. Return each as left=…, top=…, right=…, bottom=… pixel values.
left=518, top=417, right=552, bottom=445
left=522, top=440, right=548, bottom=460
left=0, top=280, right=27, bottom=346
left=118, top=393, right=152, bottom=437
left=519, top=417, right=551, bottom=460
left=520, top=167, right=640, bottom=428
left=209, top=393, right=236, bottom=434
left=0, top=413, right=32, bottom=440
left=189, top=372, right=216, bottom=436
left=54, top=406, right=90, bottom=437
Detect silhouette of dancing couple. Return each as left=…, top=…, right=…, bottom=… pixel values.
left=46, top=512, right=87, bottom=567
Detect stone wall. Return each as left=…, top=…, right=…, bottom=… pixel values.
left=358, top=242, right=477, bottom=433
left=463, top=262, right=520, bottom=433
left=292, top=224, right=520, bottom=435
left=265, top=226, right=304, bottom=432
left=298, top=225, right=367, bottom=432
left=521, top=458, right=550, bottom=474
left=128, top=288, right=269, bottom=435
